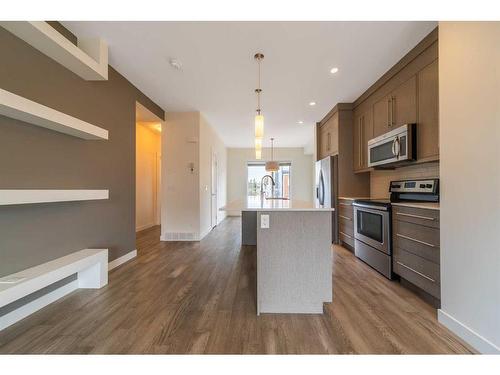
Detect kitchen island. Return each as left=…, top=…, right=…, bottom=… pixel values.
left=220, top=196, right=334, bottom=314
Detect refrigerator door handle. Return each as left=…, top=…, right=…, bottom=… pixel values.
left=319, top=170, right=325, bottom=206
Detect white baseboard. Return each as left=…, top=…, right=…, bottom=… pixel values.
left=438, top=309, right=500, bottom=354
left=108, top=249, right=137, bottom=271
left=0, top=279, right=78, bottom=331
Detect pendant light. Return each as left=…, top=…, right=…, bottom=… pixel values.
left=254, top=53, right=264, bottom=140
left=255, top=138, right=262, bottom=160
left=265, top=138, right=279, bottom=172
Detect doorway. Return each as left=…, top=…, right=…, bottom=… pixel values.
left=135, top=102, right=163, bottom=232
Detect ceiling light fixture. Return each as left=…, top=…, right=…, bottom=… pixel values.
left=309, top=101, right=316, bottom=106
left=330, top=67, right=339, bottom=74
left=298, top=120, right=304, bottom=124
left=254, top=53, right=265, bottom=141
left=265, top=138, right=279, bottom=172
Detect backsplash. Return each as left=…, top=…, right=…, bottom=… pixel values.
left=370, top=162, right=439, bottom=199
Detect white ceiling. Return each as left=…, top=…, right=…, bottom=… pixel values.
left=63, top=21, right=437, bottom=148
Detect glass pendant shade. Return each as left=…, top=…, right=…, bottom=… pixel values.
left=255, top=137, right=262, bottom=150
left=255, top=115, right=264, bottom=138
left=255, top=149, right=262, bottom=160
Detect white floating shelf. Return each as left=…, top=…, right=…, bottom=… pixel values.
left=0, top=190, right=109, bottom=206
left=0, top=21, right=108, bottom=81
left=0, top=88, right=108, bottom=140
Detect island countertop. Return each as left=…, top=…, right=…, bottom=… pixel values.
left=220, top=196, right=335, bottom=212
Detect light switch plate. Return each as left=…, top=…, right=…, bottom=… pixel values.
left=260, top=214, right=270, bottom=229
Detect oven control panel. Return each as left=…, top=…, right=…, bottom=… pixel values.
left=390, top=179, right=438, bottom=194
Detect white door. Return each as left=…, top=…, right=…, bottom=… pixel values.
left=211, top=152, right=218, bottom=228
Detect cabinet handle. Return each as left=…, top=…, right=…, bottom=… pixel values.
left=396, top=233, right=436, bottom=248
left=327, top=132, right=331, bottom=151
left=339, top=202, right=352, bottom=207
left=340, top=231, right=353, bottom=239
left=391, top=96, right=395, bottom=126
left=339, top=215, right=352, bottom=221
left=387, top=98, right=391, bottom=127
left=396, top=261, right=435, bottom=283
left=360, top=116, right=364, bottom=167
left=396, top=212, right=436, bottom=221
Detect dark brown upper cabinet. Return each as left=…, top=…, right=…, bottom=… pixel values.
left=353, top=105, right=373, bottom=172
left=373, top=76, right=417, bottom=138
left=417, top=59, right=439, bottom=162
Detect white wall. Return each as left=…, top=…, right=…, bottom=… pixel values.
left=161, top=112, right=227, bottom=241
left=136, top=123, right=161, bottom=231
left=161, top=112, right=201, bottom=240
left=438, top=22, right=500, bottom=353
left=199, top=114, right=227, bottom=238
left=227, top=147, right=313, bottom=215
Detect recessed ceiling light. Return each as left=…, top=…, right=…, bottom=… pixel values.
left=309, top=101, right=316, bottom=106
left=330, top=67, right=339, bottom=74
left=298, top=121, right=304, bottom=124
left=169, top=58, right=183, bottom=70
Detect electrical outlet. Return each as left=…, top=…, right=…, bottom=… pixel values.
left=260, top=214, right=270, bottom=229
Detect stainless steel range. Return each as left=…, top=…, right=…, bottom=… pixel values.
left=352, top=179, right=439, bottom=279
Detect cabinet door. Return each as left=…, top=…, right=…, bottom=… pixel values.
left=417, top=60, right=439, bottom=161
left=353, top=110, right=362, bottom=171
left=362, top=108, right=373, bottom=169
left=353, top=108, right=374, bottom=171
left=319, top=123, right=330, bottom=159
left=391, top=75, right=417, bottom=127
left=373, top=94, right=391, bottom=137
left=330, top=113, right=339, bottom=155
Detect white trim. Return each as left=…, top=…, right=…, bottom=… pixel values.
left=0, top=21, right=108, bottom=81
left=199, top=227, right=212, bottom=241
left=108, top=249, right=137, bottom=271
left=0, top=189, right=109, bottom=206
left=438, top=309, right=500, bottom=354
left=0, top=279, right=78, bottom=331
left=0, top=88, right=109, bottom=140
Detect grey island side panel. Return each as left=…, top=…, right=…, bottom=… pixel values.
left=241, top=210, right=257, bottom=246
left=257, top=211, right=332, bottom=314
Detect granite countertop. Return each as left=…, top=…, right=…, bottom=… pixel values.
left=220, top=196, right=335, bottom=212
left=391, top=202, right=440, bottom=210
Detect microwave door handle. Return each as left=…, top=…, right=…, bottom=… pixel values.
left=391, top=138, right=397, bottom=156
left=395, top=137, right=401, bottom=157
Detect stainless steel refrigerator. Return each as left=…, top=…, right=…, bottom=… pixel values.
left=315, top=155, right=339, bottom=244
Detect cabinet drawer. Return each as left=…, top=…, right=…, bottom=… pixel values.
left=338, top=202, right=353, bottom=220
left=339, top=220, right=354, bottom=237
left=339, top=231, right=354, bottom=248
left=393, top=206, right=440, bottom=228
left=393, top=247, right=440, bottom=299
left=393, top=220, right=440, bottom=263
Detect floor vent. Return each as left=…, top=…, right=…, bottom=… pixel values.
left=163, top=232, right=198, bottom=241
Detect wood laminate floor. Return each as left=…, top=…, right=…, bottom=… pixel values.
left=0, top=218, right=473, bottom=354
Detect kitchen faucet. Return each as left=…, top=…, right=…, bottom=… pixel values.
left=260, top=175, right=276, bottom=198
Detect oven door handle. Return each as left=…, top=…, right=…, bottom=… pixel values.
left=353, top=203, right=389, bottom=211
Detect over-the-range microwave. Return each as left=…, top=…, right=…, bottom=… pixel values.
left=368, top=123, right=416, bottom=167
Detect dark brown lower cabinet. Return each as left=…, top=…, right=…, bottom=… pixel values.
left=392, top=205, right=440, bottom=307
left=338, top=199, right=355, bottom=250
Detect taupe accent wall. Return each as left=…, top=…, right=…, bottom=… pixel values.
left=0, top=26, right=164, bottom=277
